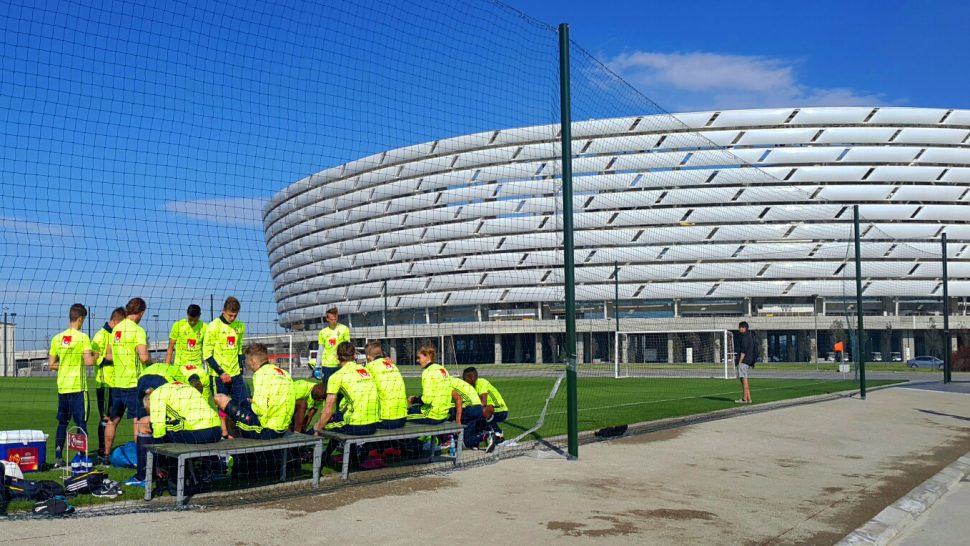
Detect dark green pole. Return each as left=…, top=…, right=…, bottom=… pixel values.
left=853, top=205, right=866, bottom=399
left=942, top=233, right=951, bottom=383
left=614, top=262, right=620, bottom=333
left=383, top=281, right=388, bottom=340
left=559, top=23, right=578, bottom=459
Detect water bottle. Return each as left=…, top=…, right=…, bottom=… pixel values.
left=448, top=434, right=456, bottom=458
left=70, top=454, right=82, bottom=476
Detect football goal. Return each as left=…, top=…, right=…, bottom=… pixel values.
left=614, top=329, right=735, bottom=380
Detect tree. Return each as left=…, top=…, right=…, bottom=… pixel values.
left=925, top=318, right=944, bottom=358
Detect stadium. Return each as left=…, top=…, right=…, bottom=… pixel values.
left=264, top=106, right=970, bottom=367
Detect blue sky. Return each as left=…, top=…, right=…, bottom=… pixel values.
left=1, top=0, right=967, bottom=348
left=522, top=0, right=970, bottom=112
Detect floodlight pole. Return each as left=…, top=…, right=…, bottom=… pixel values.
left=942, top=232, right=951, bottom=383
left=559, top=23, right=579, bottom=459
left=383, top=281, right=388, bottom=340
left=853, top=205, right=866, bottom=399
left=614, top=262, right=620, bottom=334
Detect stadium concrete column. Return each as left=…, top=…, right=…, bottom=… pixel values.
left=902, top=330, right=915, bottom=360
left=535, top=335, right=543, bottom=364
left=577, top=337, right=584, bottom=364
left=494, top=335, right=502, bottom=365
left=514, top=335, right=523, bottom=363
left=761, top=335, right=768, bottom=362
left=667, top=336, right=674, bottom=364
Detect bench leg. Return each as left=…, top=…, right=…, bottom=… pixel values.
left=280, top=448, right=288, bottom=482
left=177, top=455, right=186, bottom=506
left=341, top=440, right=352, bottom=480
left=144, top=451, right=154, bottom=501
left=455, top=430, right=463, bottom=467
left=312, top=440, right=322, bottom=487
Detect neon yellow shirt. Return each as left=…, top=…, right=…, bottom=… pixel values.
left=169, top=319, right=205, bottom=367
left=175, top=363, right=211, bottom=400
left=415, top=363, right=452, bottom=421
left=317, top=323, right=350, bottom=368
left=49, top=328, right=91, bottom=394
left=248, top=363, right=295, bottom=433
left=292, top=380, right=323, bottom=411
left=148, top=382, right=221, bottom=439
left=327, top=363, right=380, bottom=426
left=365, top=358, right=407, bottom=421
left=475, top=377, right=508, bottom=413
left=110, top=318, right=147, bottom=389
left=203, top=318, right=242, bottom=377
left=91, top=324, right=114, bottom=387
left=449, top=377, right=482, bottom=407
left=139, top=362, right=174, bottom=381
left=229, top=319, right=245, bottom=351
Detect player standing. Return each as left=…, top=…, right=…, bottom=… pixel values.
left=103, top=298, right=151, bottom=459
left=91, top=306, right=125, bottom=460
left=204, top=297, right=249, bottom=438
left=165, top=304, right=206, bottom=369
left=316, top=307, right=350, bottom=383
left=48, top=304, right=95, bottom=466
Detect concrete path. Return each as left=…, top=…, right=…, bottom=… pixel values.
left=3, top=385, right=970, bottom=545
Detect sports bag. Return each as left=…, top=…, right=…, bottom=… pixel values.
left=110, top=441, right=137, bottom=468
left=64, top=470, right=107, bottom=496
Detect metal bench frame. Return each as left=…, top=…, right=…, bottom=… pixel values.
left=144, top=433, right=323, bottom=506
left=319, top=422, right=464, bottom=480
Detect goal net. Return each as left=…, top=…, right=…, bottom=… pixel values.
left=614, top=330, right=735, bottom=379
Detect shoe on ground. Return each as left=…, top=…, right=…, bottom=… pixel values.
left=52, top=458, right=67, bottom=469
left=438, top=437, right=453, bottom=450
left=92, top=482, right=123, bottom=499
left=485, top=432, right=497, bottom=454
left=123, top=476, right=146, bottom=488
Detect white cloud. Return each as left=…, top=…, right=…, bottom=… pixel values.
left=606, top=51, right=890, bottom=111
left=0, top=217, right=73, bottom=238
left=164, top=197, right=269, bottom=227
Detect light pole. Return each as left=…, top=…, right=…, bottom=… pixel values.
left=152, top=314, right=159, bottom=353
left=10, top=312, right=15, bottom=377
left=2, top=306, right=8, bottom=378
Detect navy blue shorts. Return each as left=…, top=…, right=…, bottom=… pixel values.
left=109, top=387, right=141, bottom=420
left=56, top=392, right=86, bottom=425
left=213, top=373, right=249, bottom=399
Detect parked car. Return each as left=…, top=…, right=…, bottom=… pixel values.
left=890, top=352, right=903, bottom=362
left=871, top=352, right=883, bottom=362
left=906, top=356, right=944, bottom=369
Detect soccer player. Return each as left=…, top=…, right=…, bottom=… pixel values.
left=214, top=343, right=294, bottom=440
left=448, top=376, right=486, bottom=450
left=311, top=342, right=380, bottom=436
left=48, top=304, right=95, bottom=466
left=91, top=306, right=125, bottom=459
left=406, top=344, right=452, bottom=425
left=165, top=304, right=206, bottom=369
left=364, top=341, right=407, bottom=429
left=137, top=382, right=222, bottom=487
left=291, top=379, right=326, bottom=432
left=316, top=307, right=350, bottom=383
left=204, top=297, right=249, bottom=438
left=462, top=367, right=509, bottom=441
left=127, top=362, right=174, bottom=486
left=103, top=297, right=152, bottom=460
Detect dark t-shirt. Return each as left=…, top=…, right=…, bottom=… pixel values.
left=737, top=332, right=757, bottom=365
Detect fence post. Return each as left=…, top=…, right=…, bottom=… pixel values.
left=853, top=205, right=867, bottom=399
left=559, top=23, right=578, bottom=459
left=943, top=232, right=951, bottom=383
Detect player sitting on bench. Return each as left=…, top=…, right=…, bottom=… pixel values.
left=462, top=367, right=509, bottom=443
left=312, top=342, right=380, bottom=436
left=292, top=379, right=326, bottom=432
left=214, top=343, right=294, bottom=440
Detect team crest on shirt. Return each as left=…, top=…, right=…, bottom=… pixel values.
left=383, top=362, right=394, bottom=370
left=439, top=369, right=448, bottom=377
left=61, top=336, right=72, bottom=347
left=227, top=336, right=236, bottom=349
left=114, top=331, right=123, bottom=342
left=356, top=368, right=371, bottom=378
left=184, top=365, right=197, bottom=371
left=274, top=367, right=286, bottom=376
left=186, top=339, right=197, bottom=350
left=328, top=338, right=337, bottom=346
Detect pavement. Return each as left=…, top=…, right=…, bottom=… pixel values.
left=3, top=383, right=970, bottom=545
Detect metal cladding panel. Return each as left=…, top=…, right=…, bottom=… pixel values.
left=942, top=168, right=970, bottom=184
left=575, top=211, right=615, bottom=229
left=783, top=280, right=850, bottom=296
left=661, top=186, right=740, bottom=205
left=942, top=225, right=970, bottom=239
left=841, top=147, right=922, bottom=163
left=760, top=262, right=844, bottom=279
left=396, top=293, right=448, bottom=308
left=713, top=224, right=797, bottom=241
left=914, top=205, right=970, bottom=221
left=684, top=262, right=765, bottom=279
left=737, top=128, right=818, bottom=146
left=480, top=270, right=547, bottom=287
left=864, top=280, right=938, bottom=296
left=868, top=108, right=949, bottom=125
left=788, top=224, right=854, bottom=240
left=514, top=142, right=559, bottom=162
left=451, top=147, right=517, bottom=169
left=574, top=173, right=638, bottom=193
left=684, top=149, right=764, bottom=168
left=491, top=125, right=556, bottom=146
left=891, top=185, right=966, bottom=202
left=433, top=132, right=495, bottom=155
left=855, top=204, right=919, bottom=220
left=638, top=282, right=716, bottom=299
left=584, top=135, right=663, bottom=155
left=446, top=288, right=511, bottom=305
left=818, top=185, right=893, bottom=201
left=789, top=107, right=874, bottom=125
left=694, top=130, right=740, bottom=147
left=868, top=166, right=945, bottom=183
left=385, top=193, right=437, bottom=214
left=895, top=128, right=970, bottom=145
left=498, top=179, right=556, bottom=198
left=477, top=216, right=544, bottom=236
left=917, top=148, right=970, bottom=165
left=738, top=185, right=818, bottom=204
left=425, top=272, right=485, bottom=291
left=572, top=117, right=639, bottom=138
left=764, top=147, right=846, bottom=165
left=787, top=165, right=871, bottom=182
left=668, top=111, right=716, bottom=129
left=662, top=243, right=741, bottom=261
left=437, top=184, right=498, bottom=205
left=711, top=108, right=794, bottom=128
left=761, top=204, right=843, bottom=222
left=638, top=169, right=722, bottom=189
left=456, top=200, right=521, bottom=220
left=706, top=281, right=791, bottom=298
left=946, top=110, right=970, bottom=125
left=814, top=127, right=896, bottom=144
left=461, top=253, right=524, bottom=271
left=608, top=151, right=684, bottom=171
left=688, top=206, right=768, bottom=224
left=863, top=223, right=940, bottom=239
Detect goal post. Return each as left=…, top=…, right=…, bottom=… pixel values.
left=614, top=329, right=735, bottom=380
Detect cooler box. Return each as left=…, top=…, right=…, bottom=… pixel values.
left=0, top=430, right=48, bottom=472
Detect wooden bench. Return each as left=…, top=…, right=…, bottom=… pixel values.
left=144, top=433, right=323, bottom=506
left=319, top=422, right=464, bottom=480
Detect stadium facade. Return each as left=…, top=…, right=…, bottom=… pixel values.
left=264, top=107, right=970, bottom=365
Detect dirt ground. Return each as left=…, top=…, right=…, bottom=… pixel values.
left=3, top=385, right=970, bottom=545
